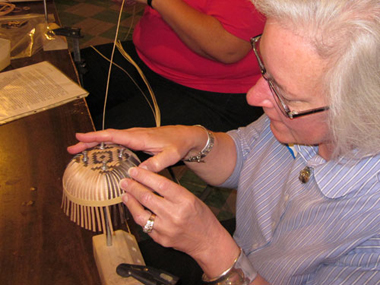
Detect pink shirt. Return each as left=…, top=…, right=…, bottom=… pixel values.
left=133, top=0, right=265, bottom=93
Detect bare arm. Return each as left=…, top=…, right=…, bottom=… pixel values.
left=67, top=125, right=236, bottom=185
left=67, top=125, right=269, bottom=283
left=122, top=166, right=269, bottom=284
left=134, top=0, right=252, bottom=63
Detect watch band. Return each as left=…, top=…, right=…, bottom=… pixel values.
left=183, top=125, right=215, bottom=163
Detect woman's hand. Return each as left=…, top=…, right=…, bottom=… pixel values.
left=67, top=126, right=208, bottom=173
left=121, top=166, right=239, bottom=274
left=67, top=125, right=241, bottom=275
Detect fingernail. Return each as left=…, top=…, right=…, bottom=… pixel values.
left=128, top=167, right=137, bottom=177
left=120, top=179, right=128, bottom=189
left=121, top=193, right=128, bottom=203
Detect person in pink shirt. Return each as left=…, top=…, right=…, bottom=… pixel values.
left=81, top=0, right=265, bottom=131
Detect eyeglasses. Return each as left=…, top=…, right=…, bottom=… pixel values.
left=251, top=34, right=329, bottom=119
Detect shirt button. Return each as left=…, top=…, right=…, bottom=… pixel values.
left=284, top=194, right=289, bottom=202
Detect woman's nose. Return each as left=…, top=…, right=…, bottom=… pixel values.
left=246, top=77, right=275, bottom=108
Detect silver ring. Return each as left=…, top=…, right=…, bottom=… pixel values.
left=143, top=213, right=156, bottom=233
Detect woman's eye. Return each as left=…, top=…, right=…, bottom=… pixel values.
left=281, top=95, right=305, bottom=109
left=281, top=96, right=293, bottom=104
left=279, top=93, right=296, bottom=105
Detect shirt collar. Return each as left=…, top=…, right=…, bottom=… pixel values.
left=293, top=144, right=380, bottom=199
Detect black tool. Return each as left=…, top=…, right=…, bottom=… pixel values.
left=52, top=27, right=87, bottom=86
left=116, top=263, right=179, bottom=285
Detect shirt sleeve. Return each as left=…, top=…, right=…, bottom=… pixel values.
left=220, top=115, right=269, bottom=188
left=308, top=235, right=380, bottom=284
left=205, top=0, right=266, bottom=41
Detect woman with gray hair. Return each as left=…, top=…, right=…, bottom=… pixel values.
left=252, top=0, right=380, bottom=158
left=68, top=0, right=380, bottom=284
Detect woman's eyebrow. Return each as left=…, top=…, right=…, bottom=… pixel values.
left=260, top=45, right=297, bottom=100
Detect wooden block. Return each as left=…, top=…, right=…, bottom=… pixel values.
left=93, top=230, right=145, bottom=285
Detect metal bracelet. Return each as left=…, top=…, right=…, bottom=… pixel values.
left=183, top=125, right=215, bottom=163
left=202, top=248, right=257, bottom=285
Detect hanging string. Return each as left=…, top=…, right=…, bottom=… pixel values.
left=99, top=0, right=160, bottom=130
left=101, top=0, right=126, bottom=131
left=116, top=40, right=161, bottom=127
left=91, top=46, right=160, bottom=126
left=62, top=1, right=160, bottom=236
left=123, top=3, right=136, bottom=41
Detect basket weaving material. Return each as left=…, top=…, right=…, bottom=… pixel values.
left=62, top=144, right=140, bottom=232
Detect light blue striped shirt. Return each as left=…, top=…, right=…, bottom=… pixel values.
left=224, top=115, right=380, bottom=284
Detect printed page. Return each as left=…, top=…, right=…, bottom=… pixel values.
left=0, top=61, right=88, bottom=125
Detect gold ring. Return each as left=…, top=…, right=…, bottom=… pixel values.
left=143, top=213, right=156, bottom=233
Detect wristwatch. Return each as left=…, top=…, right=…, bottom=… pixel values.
left=183, top=125, right=215, bottom=163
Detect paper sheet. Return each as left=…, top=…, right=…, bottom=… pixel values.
left=0, top=61, right=88, bottom=125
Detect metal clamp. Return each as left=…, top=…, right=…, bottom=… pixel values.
left=117, top=263, right=179, bottom=285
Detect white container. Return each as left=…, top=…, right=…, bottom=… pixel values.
left=0, top=38, right=11, bottom=71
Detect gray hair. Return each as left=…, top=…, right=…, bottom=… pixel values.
left=252, top=0, right=380, bottom=158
